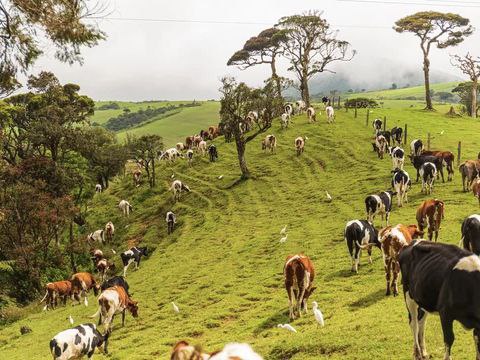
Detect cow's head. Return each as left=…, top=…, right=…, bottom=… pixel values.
left=261, top=140, right=266, bottom=150
left=370, top=227, right=382, bottom=249
left=434, top=199, right=445, bottom=219
left=407, top=224, right=424, bottom=239
left=128, top=204, right=133, bottom=212
left=302, top=286, right=316, bottom=308
left=128, top=300, right=139, bottom=317
left=139, top=247, right=148, bottom=257
left=93, top=283, right=101, bottom=296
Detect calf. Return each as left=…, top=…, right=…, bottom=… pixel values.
left=186, top=149, right=194, bottom=165
left=120, top=247, right=148, bottom=277
left=459, top=160, right=479, bottom=191
left=70, top=272, right=100, bottom=306
left=87, top=230, right=105, bottom=244
left=40, top=280, right=72, bottom=311
left=325, top=106, right=335, bottom=123
left=379, top=224, right=423, bottom=296
left=419, top=162, right=437, bottom=194
left=410, top=139, right=423, bottom=156
left=95, top=184, right=102, bottom=193
left=90, top=249, right=104, bottom=268
left=365, top=190, right=395, bottom=226
left=400, top=241, right=480, bottom=360
left=166, top=211, right=176, bottom=234
left=133, top=170, right=141, bottom=187
left=422, top=150, right=455, bottom=181
left=262, top=134, right=277, bottom=154
left=306, top=106, right=316, bottom=123
left=170, top=180, right=191, bottom=201
left=284, top=254, right=316, bottom=320
left=280, top=113, right=290, bottom=129
left=391, top=169, right=411, bottom=207
left=416, top=199, right=444, bottom=242
left=101, top=276, right=130, bottom=297
left=390, top=126, right=403, bottom=145
left=294, top=136, right=306, bottom=156
left=410, top=154, right=444, bottom=183
left=90, top=286, right=138, bottom=334
left=473, top=178, right=480, bottom=206
left=118, top=200, right=132, bottom=217
left=373, top=118, right=382, bottom=132
left=375, top=135, right=387, bottom=159
left=461, top=214, right=480, bottom=255
left=198, top=140, right=207, bottom=156
left=104, top=222, right=114, bottom=242
left=50, top=323, right=108, bottom=359
left=208, top=144, right=218, bottom=162
left=344, top=220, right=380, bottom=273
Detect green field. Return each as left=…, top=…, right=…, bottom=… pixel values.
left=2, top=100, right=480, bottom=359
left=348, top=82, right=459, bottom=100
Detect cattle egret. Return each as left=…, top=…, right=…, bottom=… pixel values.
left=312, top=301, right=325, bottom=326
left=172, top=302, right=180, bottom=313
left=43, top=305, right=48, bottom=311
left=440, top=130, right=444, bottom=135
left=305, top=136, right=309, bottom=140
left=68, top=315, right=74, bottom=325
left=325, top=191, right=332, bottom=202
left=279, top=234, right=288, bottom=243
left=171, top=173, right=175, bottom=179
left=111, top=248, right=116, bottom=254
left=84, top=297, right=88, bottom=307
left=280, top=225, right=287, bottom=235
left=218, top=175, right=224, bottom=180
left=277, top=324, right=297, bottom=333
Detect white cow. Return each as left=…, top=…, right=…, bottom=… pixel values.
left=95, top=184, right=102, bottom=193
left=119, top=200, right=132, bottom=217
left=170, top=180, right=191, bottom=201
left=186, top=149, right=194, bottom=165
left=295, top=100, right=306, bottom=113
left=281, top=113, right=290, bottom=130
left=306, top=107, right=316, bottom=123
left=176, top=142, right=185, bottom=151
left=87, top=230, right=105, bottom=244
left=198, top=140, right=207, bottom=156
left=326, top=106, right=335, bottom=123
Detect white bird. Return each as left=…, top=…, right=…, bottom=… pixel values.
left=68, top=315, right=74, bottom=325
left=277, top=324, right=297, bottom=333
left=171, top=173, right=175, bottom=178
left=84, top=297, right=88, bottom=307
left=218, top=175, right=224, bottom=180
left=325, top=191, right=332, bottom=202
left=279, top=234, right=288, bottom=243
left=172, top=302, right=180, bottom=313
left=111, top=249, right=116, bottom=255
left=312, top=301, right=325, bottom=327
left=440, top=130, right=444, bottom=135
left=280, top=225, right=287, bottom=235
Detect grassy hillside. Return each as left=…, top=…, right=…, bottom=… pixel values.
left=348, top=82, right=459, bottom=100
left=2, top=101, right=480, bottom=359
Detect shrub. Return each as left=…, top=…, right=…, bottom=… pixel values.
left=344, top=98, right=379, bottom=108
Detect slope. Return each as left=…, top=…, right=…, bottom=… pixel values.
left=347, top=82, right=459, bottom=100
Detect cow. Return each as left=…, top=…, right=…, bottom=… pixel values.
left=70, top=272, right=100, bottom=306
left=284, top=103, right=293, bottom=116
left=376, top=130, right=391, bottom=146
left=365, top=191, right=395, bottom=226
left=459, top=160, right=480, bottom=192
left=50, top=323, right=109, bottom=359
left=295, top=100, right=306, bottom=113
left=161, top=147, right=183, bottom=162
left=95, top=184, right=102, bottom=193
left=321, top=96, right=329, bottom=106
left=389, top=146, right=405, bottom=170
left=379, top=224, right=423, bottom=296
left=373, top=118, right=382, bottom=132
left=166, top=211, right=176, bottom=234
left=95, top=259, right=115, bottom=283
left=306, top=106, right=316, bottom=122
left=419, top=162, right=437, bottom=194
left=294, top=136, right=306, bottom=156
left=90, top=286, right=138, bottom=334
left=176, top=142, right=185, bottom=151
left=170, top=341, right=210, bottom=360
left=416, top=199, right=444, bottom=242
left=104, top=222, right=114, bottom=242
left=375, top=135, right=387, bottom=159
left=280, top=113, right=290, bottom=130
left=118, top=200, right=132, bottom=217
left=410, top=154, right=444, bottom=183
left=473, top=178, right=480, bottom=206
left=87, top=230, right=105, bottom=244
left=325, top=106, right=335, bottom=123
left=208, top=144, right=218, bottom=162
left=198, top=140, right=207, bottom=156
left=170, top=180, right=191, bottom=201
left=186, top=149, right=194, bottom=165
left=247, top=110, right=259, bottom=123
left=284, top=254, right=316, bottom=320
left=399, top=241, right=480, bottom=360
left=170, top=341, right=263, bottom=360
left=344, top=220, right=381, bottom=273
left=261, top=135, right=276, bottom=154
left=461, top=214, right=480, bottom=255
left=391, top=168, right=411, bottom=207
left=422, top=150, right=455, bottom=181
left=133, top=170, right=141, bottom=187
left=39, top=280, right=72, bottom=311
left=90, top=249, right=104, bottom=268
left=410, top=139, right=423, bottom=156
left=390, top=126, right=403, bottom=145
left=120, top=247, right=148, bottom=277
left=185, top=136, right=194, bottom=149
left=193, top=135, right=203, bottom=149
left=208, top=126, right=219, bottom=139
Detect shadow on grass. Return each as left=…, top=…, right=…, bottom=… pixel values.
left=253, top=309, right=289, bottom=336
left=348, top=288, right=385, bottom=310
left=323, top=268, right=357, bottom=281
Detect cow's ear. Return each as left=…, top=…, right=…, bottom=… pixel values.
left=309, top=287, right=317, bottom=294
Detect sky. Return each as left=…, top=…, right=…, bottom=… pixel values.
left=32, top=0, right=480, bottom=101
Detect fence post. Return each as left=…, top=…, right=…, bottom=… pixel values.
left=458, top=141, right=461, bottom=166
left=337, top=96, right=341, bottom=109
left=366, top=108, right=370, bottom=126
left=404, top=124, right=408, bottom=145
left=354, top=103, right=358, bottom=118
left=427, top=133, right=431, bottom=150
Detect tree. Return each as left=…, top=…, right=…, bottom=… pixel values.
left=276, top=10, right=355, bottom=107
left=451, top=53, right=480, bottom=118
left=391, top=83, right=398, bottom=89
left=452, top=82, right=479, bottom=117
left=394, top=12, right=473, bottom=110
left=0, top=0, right=106, bottom=98
left=219, top=77, right=280, bottom=180
left=127, top=135, right=163, bottom=188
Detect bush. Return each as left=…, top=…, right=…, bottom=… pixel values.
left=96, top=102, right=120, bottom=110
left=344, top=98, right=379, bottom=108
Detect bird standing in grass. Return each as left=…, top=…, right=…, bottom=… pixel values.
left=277, top=324, right=297, bottom=333
left=172, top=302, right=180, bottom=313
left=68, top=315, right=74, bottom=325
left=325, top=191, right=332, bottom=202
left=279, top=234, right=288, bottom=243
left=312, top=301, right=325, bottom=327
left=280, top=225, right=287, bottom=235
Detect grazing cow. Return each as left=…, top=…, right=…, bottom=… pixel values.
left=199, top=129, right=209, bottom=140
left=176, top=142, right=185, bottom=151
left=87, top=230, right=105, bottom=244
left=410, top=139, right=423, bottom=156
left=284, top=254, right=316, bottom=320
left=95, top=259, right=115, bottom=283
left=170, top=341, right=263, bottom=360
left=118, top=200, right=132, bottom=217
left=375, top=135, right=387, bottom=159
left=280, top=113, right=290, bottom=129
left=70, top=272, right=100, bottom=306
left=50, top=323, right=108, bottom=359
left=306, top=106, right=316, bottom=122
left=365, top=190, right=395, bottom=225
left=422, top=150, right=455, bottom=181
left=399, top=241, right=480, bottom=360
left=185, top=136, right=194, bottom=149
left=284, top=103, right=293, bottom=116
left=419, top=162, right=437, bottom=194
left=95, top=184, right=102, bottom=193
left=40, top=280, right=72, bottom=310
left=90, top=249, right=104, bottom=268
left=373, top=118, right=382, bottom=132
left=379, top=224, right=423, bottom=296
left=261, top=135, right=277, bottom=154
left=390, top=126, right=403, bottom=145
left=208, top=125, right=219, bottom=139
left=416, top=199, right=444, bottom=241
left=133, top=170, right=141, bottom=187
left=247, top=110, right=259, bottom=123
left=166, top=211, right=176, bottom=234
left=170, top=341, right=210, bottom=360
left=186, top=149, right=194, bottom=165
left=90, top=286, right=138, bottom=334
left=321, top=96, right=329, bottom=106
left=295, top=100, right=306, bottom=113
left=208, top=144, right=218, bottom=162
left=391, top=168, right=411, bottom=207
left=120, top=247, right=148, bottom=277
left=161, top=148, right=183, bottom=162
left=193, top=135, right=203, bottom=149
left=198, top=140, right=207, bottom=156
left=294, top=136, right=306, bottom=156
left=461, top=214, right=480, bottom=255
left=472, top=178, right=480, bottom=206
left=410, top=154, right=444, bottom=183
left=325, top=106, right=335, bottom=123
left=344, top=220, right=381, bottom=273
left=376, top=130, right=391, bottom=146
left=101, top=276, right=130, bottom=297
left=104, top=222, right=114, bottom=242
left=389, top=146, right=405, bottom=170
left=170, top=180, right=191, bottom=201
left=459, top=160, right=480, bottom=191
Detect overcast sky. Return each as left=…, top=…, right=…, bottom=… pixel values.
left=32, top=0, right=480, bottom=101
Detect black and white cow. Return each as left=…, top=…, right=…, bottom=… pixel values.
left=50, top=323, right=108, bottom=359
left=208, top=144, right=218, bottom=162
left=461, top=214, right=480, bottom=255
left=344, top=220, right=381, bottom=273
left=410, top=139, right=423, bottom=156
left=389, top=146, right=405, bottom=170
left=392, top=168, right=411, bottom=207
left=100, top=276, right=130, bottom=297
left=400, top=241, right=480, bottom=360
left=390, top=126, right=403, bottom=145
left=410, top=154, right=445, bottom=183
left=376, top=130, right=391, bottom=146
left=419, top=162, right=437, bottom=194
left=365, top=191, right=395, bottom=226
left=166, top=211, right=176, bottom=234
left=373, top=118, right=383, bottom=132
left=284, top=103, right=294, bottom=116
left=120, top=247, right=148, bottom=277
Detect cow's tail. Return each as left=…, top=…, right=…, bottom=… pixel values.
left=355, top=241, right=372, bottom=250
left=459, top=236, right=464, bottom=248
left=90, top=306, right=101, bottom=319
left=39, top=289, right=49, bottom=304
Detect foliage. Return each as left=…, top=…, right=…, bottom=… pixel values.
left=450, top=53, right=480, bottom=118
left=452, top=82, right=480, bottom=116
left=344, top=97, right=379, bottom=108
left=127, top=134, right=163, bottom=187
left=97, top=102, right=121, bottom=111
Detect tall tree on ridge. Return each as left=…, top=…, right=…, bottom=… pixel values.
left=451, top=53, right=480, bottom=118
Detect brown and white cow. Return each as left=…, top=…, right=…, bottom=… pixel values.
left=96, top=259, right=115, bottom=283
left=294, top=137, right=306, bottom=156
left=460, top=160, right=480, bottom=192
left=39, top=280, right=72, bottom=310
left=379, top=224, right=423, bottom=296
left=472, top=178, right=480, bottom=206
left=306, top=106, right=316, bottom=123
left=105, top=221, right=114, bottom=242
left=416, top=199, right=445, bottom=242
left=375, top=135, right=387, bottom=159
left=262, top=135, right=277, bottom=154
left=284, top=254, right=316, bottom=320
left=421, top=150, right=455, bottom=181
left=170, top=341, right=263, bottom=360
left=90, top=286, right=138, bottom=333
left=71, top=272, right=100, bottom=306
left=133, top=170, right=141, bottom=187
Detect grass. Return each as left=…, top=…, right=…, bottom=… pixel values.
left=1, top=100, right=480, bottom=359
left=348, top=82, right=459, bottom=100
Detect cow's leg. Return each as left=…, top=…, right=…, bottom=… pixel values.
left=354, top=246, right=361, bottom=273
left=123, top=263, right=130, bottom=277
left=473, top=328, right=480, bottom=360
left=296, top=287, right=306, bottom=318
left=287, top=285, right=295, bottom=320
left=397, top=192, right=402, bottom=207
left=440, top=314, right=454, bottom=360
left=122, top=309, right=126, bottom=326
left=417, top=309, right=428, bottom=358
left=386, top=211, right=390, bottom=226
left=405, top=291, right=422, bottom=360
left=440, top=169, right=445, bottom=183
left=392, top=261, right=400, bottom=296
left=416, top=169, right=419, bottom=183
left=385, top=258, right=392, bottom=296
left=367, top=246, right=373, bottom=264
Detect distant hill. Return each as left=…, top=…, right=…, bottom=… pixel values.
left=346, top=82, right=459, bottom=100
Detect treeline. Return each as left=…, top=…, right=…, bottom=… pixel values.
left=104, top=102, right=200, bottom=132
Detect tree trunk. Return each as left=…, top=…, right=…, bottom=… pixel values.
left=151, top=158, right=156, bottom=187
left=271, top=59, right=283, bottom=102
left=69, top=222, right=77, bottom=273
left=472, top=80, right=478, bottom=118
left=235, top=136, right=249, bottom=179
left=423, top=56, right=433, bottom=110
